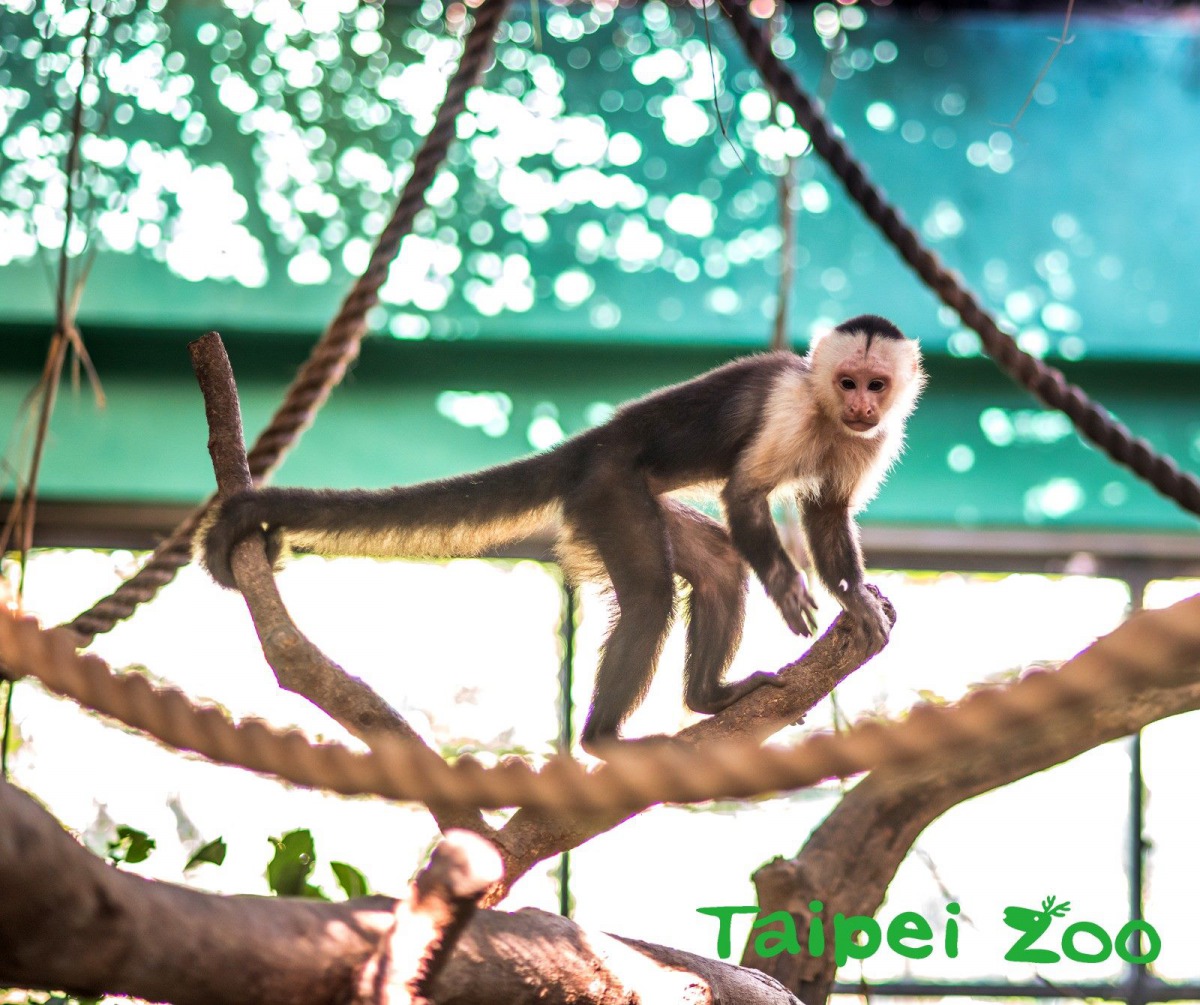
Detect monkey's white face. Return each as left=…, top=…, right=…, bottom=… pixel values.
left=832, top=358, right=894, bottom=436
left=808, top=329, right=923, bottom=437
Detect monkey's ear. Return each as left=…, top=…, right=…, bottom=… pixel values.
left=806, top=324, right=834, bottom=353
left=906, top=338, right=924, bottom=374
left=804, top=326, right=838, bottom=366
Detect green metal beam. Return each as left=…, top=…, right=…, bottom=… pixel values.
left=1, top=330, right=1195, bottom=533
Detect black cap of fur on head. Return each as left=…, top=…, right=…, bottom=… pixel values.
left=835, top=314, right=904, bottom=340
left=835, top=314, right=905, bottom=354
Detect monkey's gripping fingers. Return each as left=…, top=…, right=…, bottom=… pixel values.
left=196, top=491, right=281, bottom=590
left=843, top=585, right=891, bottom=653
left=767, top=568, right=820, bottom=637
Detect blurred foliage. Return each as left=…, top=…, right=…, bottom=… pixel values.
left=267, top=827, right=374, bottom=900
left=184, top=835, right=228, bottom=871
left=106, top=823, right=156, bottom=865
left=267, top=826, right=327, bottom=898
left=331, top=859, right=371, bottom=899
left=2, top=1, right=1199, bottom=532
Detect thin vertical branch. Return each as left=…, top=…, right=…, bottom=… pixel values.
left=768, top=0, right=796, bottom=351
left=765, top=5, right=806, bottom=585
left=770, top=160, right=796, bottom=350
left=54, top=2, right=97, bottom=330
left=999, top=0, right=1075, bottom=130
left=696, top=0, right=747, bottom=170
left=2, top=0, right=106, bottom=599
left=0, top=680, right=12, bottom=779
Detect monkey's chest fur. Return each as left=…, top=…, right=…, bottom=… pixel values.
left=727, top=367, right=887, bottom=504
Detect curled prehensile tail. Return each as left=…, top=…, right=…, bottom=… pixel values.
left=199, top=447, right=573, bottom=589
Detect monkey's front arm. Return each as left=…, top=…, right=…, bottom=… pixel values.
left=721, top=479, right=819, bottom=638
left=799, top=493, right=890, bottom=651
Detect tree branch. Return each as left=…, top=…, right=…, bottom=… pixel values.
left=189, top=332, right=490, bottom=837
left=744, top=667, right=1200, bottom=1002
left=0, top=780, right=799, bottom=1005
left=492, top=598, right=895, bottom=899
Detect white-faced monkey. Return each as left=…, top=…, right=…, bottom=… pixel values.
left=201, top=315, right=924, bottom=751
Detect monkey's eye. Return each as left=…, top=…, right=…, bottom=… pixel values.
left=867, top=379, right=886, bottom=393
left=839, top=378, right=856, bottom=391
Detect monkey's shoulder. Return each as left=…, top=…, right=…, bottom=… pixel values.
left=614, top=351, right=807, bottom=422
left=597, top=353, right=806, bottom=469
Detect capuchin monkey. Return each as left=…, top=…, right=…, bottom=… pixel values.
left=201, top=314, right=924, bottom=752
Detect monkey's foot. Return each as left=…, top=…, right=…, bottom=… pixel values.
left=686, top=670, right=784, bottom=715
left=580, top=731, right=673, bottom=759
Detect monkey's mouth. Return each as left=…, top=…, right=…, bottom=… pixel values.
left=842, top=418, right=878, bottom=433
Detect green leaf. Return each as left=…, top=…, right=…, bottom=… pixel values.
left=185, top=836, right=228, bottom=871
left=107, top=825, right=156, bottom=866
left=2, top=711, right=23, bottom=762
left=331, top=860, right=371, bottom=900
left=267, top=829, right=327, bottom=900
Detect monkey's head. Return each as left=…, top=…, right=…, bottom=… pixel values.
left=808, top=314, right=925, bottom=437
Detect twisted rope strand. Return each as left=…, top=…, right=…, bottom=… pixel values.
left=718, top=0, right=1200, bottom=518
left=66, top=0, right=512, bottom=643
left=8, top=591, right=1200, bottom=812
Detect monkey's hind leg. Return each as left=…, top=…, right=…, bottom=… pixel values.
left=566, top=468, right=677, bottom=752
left=664, top=501, right=784, bottom=715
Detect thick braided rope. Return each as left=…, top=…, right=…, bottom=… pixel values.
left=7, top=594, right=1200, bottom=812
left=65, top=0, right=511, bottom=643
left=719, top=0, right=1200, bottom=518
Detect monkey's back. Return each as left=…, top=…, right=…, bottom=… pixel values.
left=594, top=352, right=806, bottom=489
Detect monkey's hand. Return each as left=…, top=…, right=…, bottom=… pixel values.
left=841, top=584, right=891, bottom=652
left=197, top=490, right=282, bottom=590
left=765, top=566, right=819, bottom=637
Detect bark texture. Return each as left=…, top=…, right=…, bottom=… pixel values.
left=0, top=781, right=799, bottom=1005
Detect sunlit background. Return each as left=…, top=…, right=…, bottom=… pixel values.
left=3, top=0, right=1200, bottom=1001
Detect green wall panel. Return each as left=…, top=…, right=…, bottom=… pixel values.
left=1, top=333, right=1196, bottom=533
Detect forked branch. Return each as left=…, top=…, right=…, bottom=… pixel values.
left=189, top=331, right=490, bottom=838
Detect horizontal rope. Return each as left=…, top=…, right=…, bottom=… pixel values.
left=4, top=591, right=1200, bottom=812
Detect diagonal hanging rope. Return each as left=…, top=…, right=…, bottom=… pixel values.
left=718, top=0, right=1200, bottom=518
left=65, top=0, right=512, bottom=643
